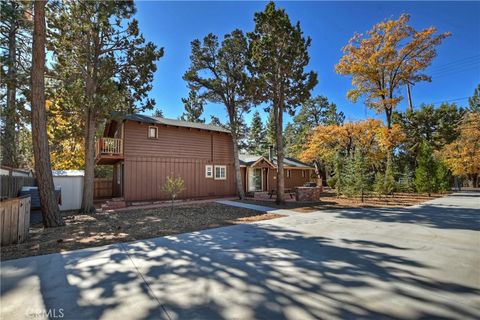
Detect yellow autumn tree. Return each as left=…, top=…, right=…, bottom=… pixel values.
left=336, top=14, right=450, bottom=128
left=47, top=99, right=85, bottom=170
left=440, top=112, right=480, bottom=186
left=300, top=118, right=397, bottom=170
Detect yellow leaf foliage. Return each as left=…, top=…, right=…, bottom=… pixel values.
left=440, top=112, right=480, bottom=176
left=336, top=14, right=450, bottom=117
left=300, top=118, right=404, bottom=168
left=47, top=99, right=85, bottom=170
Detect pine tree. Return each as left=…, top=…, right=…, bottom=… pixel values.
left=152, top=109, right=164, bottom=118
left=248, top=2, right=317, bottom=204
left=50, top=1, right=163, bottom=213
left=180, top=89, right=205, bottom=123
left=265, top=109, right=276, bottom=149
left=184, top=29, right=252, bottom=199
left=435, top=161, right=451, bottom=193
left=415, top=142, right=437, bottom=196
left=31, top=0, right=64, bottom=227
left=342, top=152, right=373, bottom=201
left=468, top=84, right=480, bottom=113
left=0, top=0, right=32, bottom=167
left=247, top=110, right=267, bottom=155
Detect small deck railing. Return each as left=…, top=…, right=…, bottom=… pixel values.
left=95, top=137, right=123, bottom=157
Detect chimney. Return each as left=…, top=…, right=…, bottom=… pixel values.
left=269, top=145, right=274, bottom=161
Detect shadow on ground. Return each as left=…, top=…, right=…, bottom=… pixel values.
left=3, top=222, right=478, bottom=319
left=335, top=204, right=480, bottom=231
left=2, top=193, right=479, bottom=319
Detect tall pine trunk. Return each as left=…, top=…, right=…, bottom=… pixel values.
left=228, top=111, right=245, bottom=200
left=275, top=104, right=285, bottom=204
left=31, top=0, right=64, bottom=227
left=231, top=133, right=245, bottom=200
left=3, top=9, right=18, bottom=168
left=81, top=109, right=96, bottom=213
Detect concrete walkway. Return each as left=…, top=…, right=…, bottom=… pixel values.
left=1, top=192, right=479, bottom=319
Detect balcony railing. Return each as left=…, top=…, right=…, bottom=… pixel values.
left=95, top=137, right=123, bottom=157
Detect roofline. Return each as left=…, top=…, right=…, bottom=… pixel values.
left=111, top=113, right=231, bottom=134
left=249, top=156, right=276, bottom=169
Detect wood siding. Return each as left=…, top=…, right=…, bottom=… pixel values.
left=94, top=178, right=113, bottom=199
left=124, top=158, right=235, bottom=201
left=122, top=121, right=235, bottom=201
left=124, top=121, right=232, bottom=160
left=266, top=168, right=313, bottom=191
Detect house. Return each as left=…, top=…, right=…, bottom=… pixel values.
left=239, top=152, right=314, bottom=193
left=95, top=114, right=313, bottom=202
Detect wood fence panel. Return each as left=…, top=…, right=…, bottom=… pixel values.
left=94, top=178, right=113, bottom=199
left=0, top=175, right=36, bottom=199
left=0, top=196, right=30, bottom=246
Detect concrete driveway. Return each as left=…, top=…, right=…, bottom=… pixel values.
left=1, top=192, right=479, bottom=320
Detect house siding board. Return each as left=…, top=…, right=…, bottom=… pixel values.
left=264, top=168, right=311, bottom=191
left=123, top=158, right=236, bottom=202
left=124, top=122, right=214, bottom=159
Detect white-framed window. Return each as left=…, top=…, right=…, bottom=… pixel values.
left=285, top=169, right=291, bottom=178
left=148, top=126, right=158, bottom=139
left=214, top=165, right=227, bottom=180
left=302, top=170, right=305, bottom=178
left=205, top=165, right=213, bottom=178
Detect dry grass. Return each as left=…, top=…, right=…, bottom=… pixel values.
left=0, top=203, right=282, bottom=261
left=239, top=191, right=447, bottom=213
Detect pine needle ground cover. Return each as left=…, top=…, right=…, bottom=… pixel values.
left=238, top=191, right=446, bottom=213
left=1, top=203, right=282, bottom=261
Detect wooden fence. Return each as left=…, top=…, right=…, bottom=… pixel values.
left=94, top=178, right=113, bottom=198
left=0, top=195, right=31, bottom=246
left=0, top=175, right=36, bottom=199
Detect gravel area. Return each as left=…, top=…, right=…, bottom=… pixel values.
left=0, top=203, right=283, bottom=261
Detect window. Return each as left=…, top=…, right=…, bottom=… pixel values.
left=285, top=169, right=291, bottom=178
left=205, top=165, right=213, bottom=178
left=214, top=165, right=227, bottom=180
left=148, top=126, right=158, bottom=139
left=302, top=170, right=305, bottom=178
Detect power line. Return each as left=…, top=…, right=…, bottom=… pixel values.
left=412, top=97, right=469, bottom=109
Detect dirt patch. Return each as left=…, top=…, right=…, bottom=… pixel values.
left=239, top=191, right=447, bottom=213
left=1, top=203, right=283, bottom=261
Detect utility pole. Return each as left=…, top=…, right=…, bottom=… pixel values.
left=406, top=81, right=414, bottom=113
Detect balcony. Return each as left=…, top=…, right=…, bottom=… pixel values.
left=95, top=137, right=124, bottom=165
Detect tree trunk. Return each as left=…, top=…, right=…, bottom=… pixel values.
left=231, top=133, right=245, bottom=199
left=81, top=109, right=97, bottom=213
left=2, top=10, right=18, bottom=168
left=385, top=107, right=392, bottom=129
left=275, top=105, right=285, bottom=204
left=31, top=0, right=64, bottom=227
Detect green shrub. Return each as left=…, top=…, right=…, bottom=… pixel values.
left=162, top=176, right=186, bottom=209
left=327, top=176, right=337, bottom=189
left=415, top=142, right=436, bottom=196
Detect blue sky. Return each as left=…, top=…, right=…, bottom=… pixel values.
left=135, top=1, right=480, bottom=125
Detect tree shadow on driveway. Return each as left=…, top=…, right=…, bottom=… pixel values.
left=334, top=203, right=479, bottom=231
left=122, top=223, right=480, bottom=320
left=2, top=198, right=479, bottom=319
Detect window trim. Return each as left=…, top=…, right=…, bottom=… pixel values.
left=286, top=169, right=291, bottom=179
left=147, top=126, right=158, bottom=139
left=214, top=165, right=227, bottom=180
left=205, top=165, right=213, bottom=178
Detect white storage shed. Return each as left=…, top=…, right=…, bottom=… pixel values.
left=52, top=170, right=84, bottom=211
